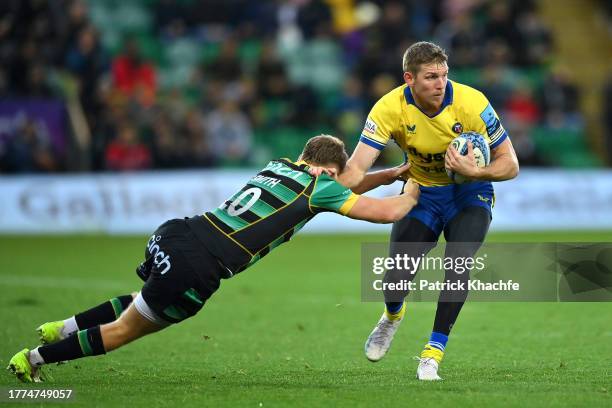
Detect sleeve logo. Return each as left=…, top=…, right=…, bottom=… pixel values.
left=479, top=104, right=501, bottom=136
left=363, top=118, right=377, bottom=135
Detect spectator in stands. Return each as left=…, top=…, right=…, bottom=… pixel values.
left=505, top=81, right=541, bottom=125
left=58, top=0, right=90, bottom=61
left=0, top=0, right=603, bottom=170
left=335, top=75, right=367, bottom=138
left=483, top=1, right=521, bottom=64
left=111, top=38, right=157, bottom=107
left=25, top=62, right=53, bottom=97
left=205, top=99, right=252, bottom=165
left=150, top=113, right=184, bottom=169
left=376, top=1, right=414, bottom=48
left=505, top=120, right=543, bottom=166
left=515, top=10, right=553, bottom=66
left=540, top=67, right=582, bottom=130
left=2, top=118, right=57, bottom=173
left=104, top=123, right=152, bottom=171
left=434, top=11, right=482, bottom=68
left=183, top=108, right=217, bottom=168
left=297, top=0, right=333, bottom=40
left=206, top=38, right=242, bottom=83
left=479, top=62, right=513, bottom=109
left=254, top=40, right=294, bottom=127
left=65, top=25, right=108, bottom=113
left=7, top=39, right=39, bottom=95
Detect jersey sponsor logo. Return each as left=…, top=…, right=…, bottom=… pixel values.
left=363, top=118, right=377, bottom=135
left=407, top=146, right=445, bottom=163
left=146, top=234, right=172, bottom=275
left=406, top=124, right=416, bottom=134
left=452, top=122, right=463, bottom=134
left=414, top=164, right=447, bottom=173
left=480, top=103, right=501, bottom=137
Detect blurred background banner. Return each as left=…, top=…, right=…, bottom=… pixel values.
left=0, top=99, right=68, bottom=164
left=492, top=169, right=612, bottom=231
left=0, top=99, right=68, bottom=149
left=1, top=168, right=611, bottom=234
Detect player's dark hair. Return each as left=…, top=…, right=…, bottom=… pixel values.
left=299, top=135, right=349, bottom=171
left=402, top=41, right=448, bottom=74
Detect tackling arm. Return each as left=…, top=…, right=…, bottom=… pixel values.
left=346, top=179, right=420, bottom=223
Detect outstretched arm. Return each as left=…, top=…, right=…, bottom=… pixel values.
left=346, top=179, right=420, bottom=223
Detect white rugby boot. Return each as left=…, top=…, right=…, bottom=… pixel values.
left=416, top=357, right=442, bottom=381
left=364, top=303, right=405, bottom=362
left=416, top=344, right=444, bottom=380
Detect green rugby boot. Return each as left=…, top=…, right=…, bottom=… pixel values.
left=6, top=349, right=45, bottom=383
left=37, top=321, right=65, bottom=345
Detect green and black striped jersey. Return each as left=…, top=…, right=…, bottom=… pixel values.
left=186, top=159, right=359, bottom=275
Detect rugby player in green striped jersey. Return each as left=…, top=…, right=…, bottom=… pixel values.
left=7, top=135, right=419, bottom=383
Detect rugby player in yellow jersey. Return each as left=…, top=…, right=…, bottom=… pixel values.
left=340, top=42, right=519, bottom=380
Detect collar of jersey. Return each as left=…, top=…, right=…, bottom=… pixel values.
left=278, top=158, right=310, bottom=172
left=404, top=80, right=453, bottom=118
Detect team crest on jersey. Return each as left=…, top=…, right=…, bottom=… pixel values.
left=363, top=119, right=377, bottom=135
left=452, top=122, right=463, bottom=134
left=406, top=124, right=416, bottom=134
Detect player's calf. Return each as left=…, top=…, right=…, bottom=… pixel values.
left=36, top=294, right=136, bottom=345
left=100, top=303, right=163, bottom=351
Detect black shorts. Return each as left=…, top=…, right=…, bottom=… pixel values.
left=135, top=218, right=225, bottom=324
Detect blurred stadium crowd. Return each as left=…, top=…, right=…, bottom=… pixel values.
left=0, top=0, right=609, bottom=173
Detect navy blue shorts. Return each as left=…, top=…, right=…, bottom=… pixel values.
left=406, top=181, right=494, bottom=237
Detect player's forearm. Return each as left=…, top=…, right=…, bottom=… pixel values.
left=352, top=169, right=393, bottom=194
left=337, top=162, right=366, bottom=189
left=384, top=194, right=418, bottom=221
left=472, top=153, right=519, bottom=181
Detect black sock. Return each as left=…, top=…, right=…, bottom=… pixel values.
left=432, top=301, right=465, bottom=335
left=74, top=295, right=133, bottom=329
left=38, top=326, right=106, bottom=364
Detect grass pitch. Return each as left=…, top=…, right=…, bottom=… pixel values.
left=0, top=231, right=610, bottom=407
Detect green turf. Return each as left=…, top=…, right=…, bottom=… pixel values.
left=0, top=232, right=611, bottom=407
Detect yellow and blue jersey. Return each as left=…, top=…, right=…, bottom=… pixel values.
left=360, top=80, right=507, bottom=187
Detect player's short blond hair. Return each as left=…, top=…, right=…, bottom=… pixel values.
left=299, top=135, right=349, bottom=171
left=402, top=41, right=448, bottom=74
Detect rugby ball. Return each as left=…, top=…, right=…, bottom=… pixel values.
left=446, top=132, right=490, bottom=184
